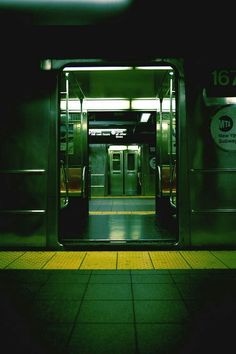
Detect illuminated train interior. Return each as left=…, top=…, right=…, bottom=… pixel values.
left=59, top=65, right=177, bottom=246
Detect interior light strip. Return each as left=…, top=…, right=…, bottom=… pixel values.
left=63, top=66, right=133, bottom=71
left=135, top=66, right=173, bottom=70
left=63, top=66, right=173, bottom=71
left=108, top=145, right=139, bottom=150
left=131, top=99, right=159, bottom=110
left=60, top=99, right=130, bottom=111
left=60, top=98, right=175, bottom=111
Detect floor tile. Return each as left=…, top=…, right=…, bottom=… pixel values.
left=84, top=283, right=132, bottom=300
left=48, top=270, right=90, bottom=283
left=37, top=323, right=74, bottom=354
left=134, top=300, right=189, bottom=323
left=91, top=270, right=130, bottom=275
left=133, top=283, right=181, bottom=300
left=131, top=269, right=169, bottom=275
left=132, top=274, right=173, bottom=283
left=29, top=299, right=81, bottom=323
left=0, top=269, right=51, bottom=283
left=89, top=274, right=131, bottom=283
left=77, top=300, right=134, bottom=323
left=136, top=323, right=187, bottom=354
left=36, top=282, right=87, bottom=300
left=68, top=323, right=136, bottom=354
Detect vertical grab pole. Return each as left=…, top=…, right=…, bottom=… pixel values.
left=61, top=72, right=70, bottom=208
left=65, top=73, right=70, bottom=182
left=169, top=71, right=175, bottom=207
left=158, top=98, right=163, bottom=198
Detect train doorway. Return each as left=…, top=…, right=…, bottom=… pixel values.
left=108, top=145, right=140, bottom=196
left=59, top=62, right=179, bottom=247
left=90, top=144, right=141, bottom=197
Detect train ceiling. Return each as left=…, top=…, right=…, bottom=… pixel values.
left=61, top=66, right=174, bottom=143
left=64, top=67, right=173, bottom=100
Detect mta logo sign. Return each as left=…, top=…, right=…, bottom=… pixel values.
left=219, top=115, right=233, bottom=132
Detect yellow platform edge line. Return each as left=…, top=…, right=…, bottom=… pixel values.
left=90, top=196, right=155, bottom=199
left=0, top=251, right=236, bottom=270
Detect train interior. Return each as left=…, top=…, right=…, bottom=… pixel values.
left=59, top=64, right=178, bottom=246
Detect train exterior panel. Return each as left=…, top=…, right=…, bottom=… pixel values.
left=0, top=2, right=235, bottom=250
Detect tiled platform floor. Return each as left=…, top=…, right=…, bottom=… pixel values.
left=1, top=251, right=236, bottom=354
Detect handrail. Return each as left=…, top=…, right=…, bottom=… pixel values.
left=157, top=165, right=162, bottom=198
left=60, top=160, right=69, bottom=209
left=82, top=165, right=86, bottom=198
left=170, top=161, right=176, bottom=208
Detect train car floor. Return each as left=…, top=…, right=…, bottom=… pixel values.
left=62, top=197, right=176, bottom=242
left=89, top=196, right=156, bottom=213
left=0, top=251, right=236, bottom=353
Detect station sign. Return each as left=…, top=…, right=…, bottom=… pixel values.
left=89, top=128, right=126, bottom=138
left=210, top=106, right=236, bottom=151
left=205, top=69, right=236, bottom=97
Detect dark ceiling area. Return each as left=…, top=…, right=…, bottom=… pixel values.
left=0, top=0, right=234, bottom=62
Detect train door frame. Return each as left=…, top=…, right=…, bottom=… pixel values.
left=59, top=72, right=89, bottom=242
left=54, top=58, right=189, bottom=248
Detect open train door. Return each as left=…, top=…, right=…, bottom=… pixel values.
left=59, top=71, right=89, bottom=240
left=156, top=70, right=177, bottom=232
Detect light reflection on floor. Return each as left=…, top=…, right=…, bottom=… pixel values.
left=62, top=197, right=177, bottom=242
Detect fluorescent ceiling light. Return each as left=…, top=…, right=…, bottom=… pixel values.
left=85, top=99, right=130, bottom=110
left=162, top=98, right=176, bottom=111
left=108, top=145, right=139, bottom=151
left=136, top=66, right=173, bottom=70
left=60, top=99, right=130, bottom=111
left=109, top=145, right=127, bottom=150
left=63, top=66, right=173, bottom=72
left=63, top=66, right=133, bottom=71
left=60, top=98, right=175, bottom=111
left=128, top=145, right=139, bottom=150
left=140, top=113, right=151, bottom=122
left=131, top=99, right=159, bottom=110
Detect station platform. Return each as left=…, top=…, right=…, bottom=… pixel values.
left=0, top=250, right=236, bottom=353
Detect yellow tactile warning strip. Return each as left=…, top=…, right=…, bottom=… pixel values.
left=80, top=251, right=117, bottom=269
left=149, top=251, right=190, bottom=269
left=0, top=251, right=24, bottom=269
left=6, top=251, right=55, bottom=269
left=118, top=251, right=153, bottom=269
left=180, top=251, right=228, bottom=269
left=89, top=211, right=155, bottom=215
left=43, top=252, right=86, bottom=269
left=210, top=251, right=236, bottom=268
left=0, top=251, right=236, bottom=269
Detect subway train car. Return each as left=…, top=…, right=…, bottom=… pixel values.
left=0, top=0, right=235, bottom=250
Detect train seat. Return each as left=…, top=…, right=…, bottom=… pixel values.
left=60, top=167, right=82, bottom=195
left=161, top=165, right=176, bottom=195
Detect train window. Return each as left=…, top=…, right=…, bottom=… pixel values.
left=112, top=156, right=121, bottom=171
left=127, top=153, right=135, bottom=170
